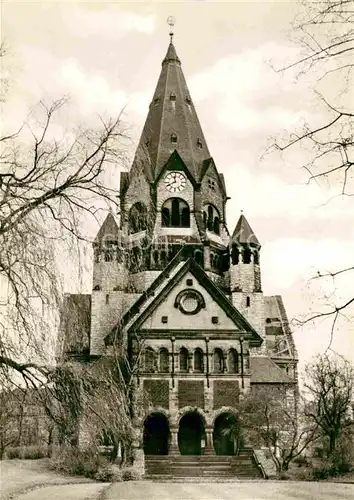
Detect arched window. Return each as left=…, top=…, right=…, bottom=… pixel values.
left=231, top=245, right=239, bottom=265
left=145, top=348, right=156, bottom=373
left=104, top=249, right=113, bottom=262
left=194, top=348, right=204, bottom=373
left=179, top=348, right=189, bottom=372
left=243, top=247, right=251, bottom=264
left=170, top=92, right=176, bottom=101
left=203, top=211, right=207, bottom=228
left=181, top=207, right=190, bottom=227
left=246, top=296, right=251, bottom=307
left=171, top=133, right=178, bottom=143
left=221, top=252, right=230, bottom=272
left=204, top=204, right=221, bottom=235
left=228, top=349, right=239, bottom=373
left=161, top=207, right=170, bottom=227
left=194, top=249, right=203, bottom=266
left=161, top=198, right=190, bottom=228
left=171, top=199, right=180, bottom=226
left=128, top=202, right=148, bottom=234
left=214, top=348, right=224, bottom=373
left=214, top=217, right=220, bottom=235
left=207, top=205, right=213, bottom=231
left=159, top=348, right=169, bottom=373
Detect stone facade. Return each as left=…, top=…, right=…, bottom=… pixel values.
left=60, top=38, right=299, bottom=468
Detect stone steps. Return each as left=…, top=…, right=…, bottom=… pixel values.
left=145, top=451, right=263, bottom=480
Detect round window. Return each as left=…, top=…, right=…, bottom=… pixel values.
left=174, top=289, right=205, bottom=315
left=181, top=292, right=199, bottom=313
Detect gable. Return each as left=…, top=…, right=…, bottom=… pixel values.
left=199, top=158, right=226, bottom=197
left=155, top=150, right=198, bottom=187
left=94, top=213, right=119, bottom=244
left=139, top=271, right=238, bottom=331
left=121, top=258, right=263, bottom=346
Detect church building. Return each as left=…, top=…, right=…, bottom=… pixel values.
left=61, top=35, right=298, bottom=478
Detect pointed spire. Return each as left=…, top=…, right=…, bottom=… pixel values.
left=232, top=214, right=260, bottom=246
left=94, top=213, right=119, bottom=244
left=131, top=37, right=211, bottom=182
left=162, top=42, right=181, bottom=65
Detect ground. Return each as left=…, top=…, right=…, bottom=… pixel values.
left=1, top=460, right=354, bottom=500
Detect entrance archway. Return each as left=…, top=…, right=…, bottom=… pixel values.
left=143, top=413, right=170, bottom=455
left=178, top=412, right=205, bottom=455
left=213, top=413, right=240, bottom=456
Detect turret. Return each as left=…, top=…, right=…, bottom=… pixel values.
left=90, top=213, right=127, bottom=355
left=230, top=214, right=265, bottom=349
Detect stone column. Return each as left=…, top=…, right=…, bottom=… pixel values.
left=204, top=427, right=214, bottom=455
left=188, top=352, right=193, bottom=373
left=169, top=427, right=179, bottom=455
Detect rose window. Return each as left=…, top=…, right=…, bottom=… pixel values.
left=174, top=289, right=205, bottom=315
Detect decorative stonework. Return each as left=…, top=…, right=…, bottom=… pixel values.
left=174, top=289, right=205, bottom=315
left=178, top=380, right=204, bottom=409
left=213, top=380, right=239, bottom=409
left=143, top=379, right=169, bottom=409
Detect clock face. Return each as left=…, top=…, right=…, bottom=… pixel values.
left=164, top=172, right=187, bottom=193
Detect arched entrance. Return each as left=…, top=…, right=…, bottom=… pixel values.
left=178, top=412, right=205, bottom=455
left=213, top=413, right=240, bottom=456
left=143, top=413, right=170, bottom=455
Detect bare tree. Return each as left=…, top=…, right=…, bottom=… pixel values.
left=232, top=387, right=318, bottom=473
left=271, top=1, right=354, bottom=333
left=35, top=341, right=147, bottom=463
left=0, top=97, right=129, bottom=385
left=304, top=353, right=354, bottom=456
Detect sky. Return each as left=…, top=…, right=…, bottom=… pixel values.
left=1, top=0, right=354, bottom=372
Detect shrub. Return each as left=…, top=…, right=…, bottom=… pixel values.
left=331, top=448, right=353, bottom=475
left=5, top=447, right=21, bottom=459
left=278, top=472, right=289, bottom=480
left=121, top=467, right=141, bottom=481
left=312, top=465, right=338, bottom=480
left=314, top=447, right=325, bottom=458
left=49, top=446, right=106, bottom=479
left=295, top=469, right=313, bottom=481
left=22, top=445, right=48, bottom=459
left=293, top=455, right=310, bottom=467
left=95, top=464, right=122, bottom=482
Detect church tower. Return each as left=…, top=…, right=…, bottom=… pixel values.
left=230, top=214, right=265, bottom=349
left=90, top=213, right=127, bottom=355
left=118, top=38, right=230, bottom=296
left=63, top=30, right=300, bottom=476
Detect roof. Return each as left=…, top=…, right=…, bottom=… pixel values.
left=163, top=42, right=181, bottom=64
left=250, top=356, right=294, bottom=384
left=105, top=253, right=263, bottom=347
left=131, top=40, right=211, bottom=182
left=199, top=158, right=227, bottom=197
left=231, top=214, right=260, bottom=246
left=264, top=295, right=298, bottom=360
left=94, top=213, right=120, bottom=245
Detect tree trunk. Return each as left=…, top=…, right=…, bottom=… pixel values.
left=329, top=433, right=336, bottom=456
left=110, top=439, right=119, bottom=462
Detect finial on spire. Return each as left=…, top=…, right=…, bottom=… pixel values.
left=167, top=16, right=176, bottom=43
